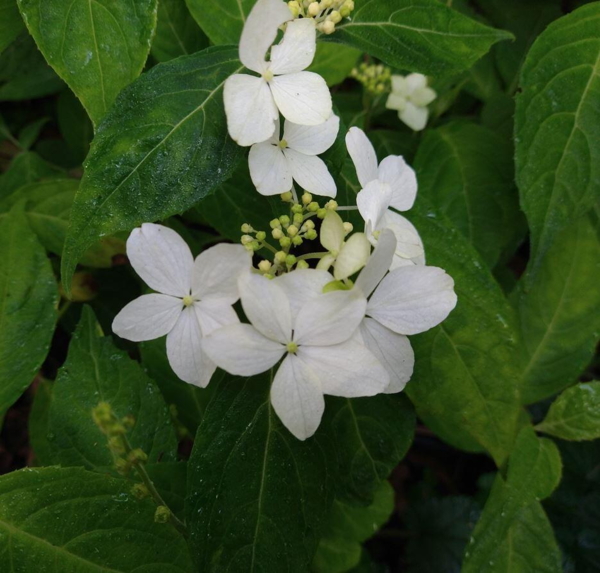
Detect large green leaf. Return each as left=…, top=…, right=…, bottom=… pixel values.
left=537, top=382, right=600, bottom=441
left=0, top=467, right=193, bottom=572
left=404, top=205, right=522, bottom=465
left=463, top=427, right=563, bottom=573
left=516, top=215, right=600, bottom=404
left=61, top=46, right=244, bottom=295
left=515, top=3, right=600, bottom=272
left=414, top=121, right=523, bottom=267
left=0, top=0, right=24, bottom=54
left=326, top=0, right=512, bottom=78
left=187, top=370, right=333, bottom=573
left=185, top=0, right=252, bottom=45
left=323, top=394, right=415, bottom=505
left=17, top=0, right=158, bottom=126
left=313, top=481, right=394, bottom=573
left=307, top=43, right=361, bottom=87
left=0, top=178, right=126, bottom=267
left=44, top=306, right=177, bottom=469
left=0, top=151, right=62, bottom=202
left=0, top=203, right=57, bottom=423
left=152, top=0, right=208, bottom=62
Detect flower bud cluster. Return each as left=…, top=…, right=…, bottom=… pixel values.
left=287, top=0, right=354, bottom=34
left=351, top=62, right=392, bottom=95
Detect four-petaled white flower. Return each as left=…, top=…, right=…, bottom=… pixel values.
left=352, top=229, right=457, bottom=393
left=346, top=126, right=425, bottom=269
left=112, top=224, right=251, bottom=388
left=385, top=73, right=437, bottom=132
left=223, top=0, right=332, bottom=147
left=202, top=270, right=389, bottom=440
left=249, top=115, right=339, bottom=197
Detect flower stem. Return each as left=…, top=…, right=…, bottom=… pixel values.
left=297, top=252, right=328, bottom=261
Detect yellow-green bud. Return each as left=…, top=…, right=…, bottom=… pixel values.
left=279, top=215, right=290, bottom=226
left=132, top=483, right=150, bottom=500
left=241, top=234, right=254, bottom=245
left=128, top=448, right=148, bottom=464
left=92, top=402, right=113, bottom=427
left=270, top=218, right=281, bottom=229
left=303, top=219, right=315, bottom=230
left=108, top=436, right=126, bottom=455
left=308, top=201, right=320, bottom=212
left=115, top=458, right=130, bottom=474
left=241, top=223, right=253, bottom=233
left=272, top=228, right=284, bottom=240
left=154, top=506, right=171, bottom=524
left=288, top=0, right=300, bottom=16
left=328, top=10, right=341, bottom=23
left=292, top=236, right=303, bottom=246
left=340, top=4, right=350, bottom=16
left=293, top=213, right=304, bottom=225
left=325, top=200, right=338, bottom=210
left=343, top=222, right=353, bottom=234
left=250, top=241, right=261, bottom=251
left=302, top=192, right=313, bottom=205
left=258, top=260, right=272, bottom=273
left=320, top=0, right=332, bottom=8
left=256, top=231, right=266, bottom=241
left=308, top=1, right=320, bottom=16
left=287, top=225, right=299, bottom=237
left=291, top=204, right=304, bottom=214
left=279, top=237, right=292, bottom=248
left=306, top=229, right=318, bottom=240
left=264, top=273, right=275, bottom=280
left=281, top=192, right=293, bottom=202
left=297, top=260, right=310, bottom=270
left=285, top=254, right=297, bottom=266
left=317, top=208, right=327, bottom=219
left=275, top=251, right=287, bottom=264
left=122, top=415, right=135, bottom=429
left=322, top=20, right=335, bottom=34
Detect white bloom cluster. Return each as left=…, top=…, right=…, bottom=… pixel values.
left=386, top=73, right=437, bottom=132
left=112, top=0, right=457, bottom=441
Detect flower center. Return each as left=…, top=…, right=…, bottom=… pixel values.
left=182, top=295, right=194, bottom=307
left=262, top=69, right=274, bottom=82
left=286, top=341, right=298, bottom=354
left=278, top=139, right=288, bottom=149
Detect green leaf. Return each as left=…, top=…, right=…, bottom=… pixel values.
left=0, top=178, right=126, bottom=267
left=57, top=89, right=93, bottom=165
left=187, top=370, right=333, bottom=573
left=0, top=204, right=57, bottom=424
left=323, top=394, right=415, bottom=505
left=308, top=42, right=361, bottom=87
left=515, top=3, right=600, bottom=272
left=0, top=0, right=24, bottom=54
left=29, top=379, right=54, bottom=465
left=413, top=121, right=524, bottom=267
left=463, top=427, right=562, bottom=572
left=61, top=46, right=244, bottom=296
left=404, top=205, right=522, bottom=465
left=0, top=466, right=193, bottom=572
left=17, top=116, right=49, bottom=150
left=404, top=496, right=480, bottom=573
left=313, top=481, right=394, bottom=573
left=185, top=0, right=252, bottom=45
left=140, top=337, right=216, bottom=437
left=152, top=0, right=208, bottom=62
left=17, top=0, right=158, bottom=126
left=44, top=306, right=178, bottom=470
left=537, top=382, right=600, bottom=441
left=326, top=0, right=513, bottom=79
left=516, top=215, right=600, bottom=404
left=0, top=151, right=62, bottom=202
left=0, top=33, right=63, bottom=100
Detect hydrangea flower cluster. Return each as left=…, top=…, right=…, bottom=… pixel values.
left=112, top=0, right=457, bottom=441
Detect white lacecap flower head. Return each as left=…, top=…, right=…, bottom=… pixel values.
left=386, top=73, right=437, bottom=132
left=346, top=126, right=425, bottom=270
left=111, top=224, right=251, bottom=388
left=202, top=270, right=390, bottom=440
left=223, top=0, right=332, bottom=147
left=248, top=114, right=340, bottom=197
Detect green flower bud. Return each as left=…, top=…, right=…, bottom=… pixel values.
left=241, top=235, right=254, bottom=245
left=303, top=219, right=315, bottom=230
left=317, top=208, right=327, bottom=219
left=128, top=448, right=148, bottom=464
left=270, top=218, right=282, bottom=229
left=258, top=260, right=272, bottom=273
left=275, top=251, right=287, bottom=264
left=328, top=10, right=341, bottom=23
left=280, top=192, right=293, bottom=202
left=306, top=229, right=318, bottom=240
left=308, top=201, right=320, bottom=212
left=285, top=254, right=297, bottom=266
left=279, top=215, right=290, bottom=226
left=251, top=241, right=261, bottom=251
left=308, top=1, right=320, bottom=16
left=292, top=236, right=303, bottom=246
left=279, top=237, right=292, bottom=248
left=293, top=213, right=304, bottom=225
left=287, top=225, right=299, bottom=237
left=132, top=483, right=150, bottom=500
left=241, top=223, right=253, bottom=233
left=302, top=192, right=313, bottom=205
left=272, top=228, right=284, bottom=240
left=296, top=260, right=310, bottom=270
left=255, top=231, right=266, bottom=241
left=322, top=20, right=335, bottom=34
left=108, top=436, right=126, bottom=455
left=343, top=222, right=353, bottom=234
left=154, top=506, right=171, bottom=524
left=291, top=204, right=304, bottom=214
left=325, top=200, right=338, bottom=210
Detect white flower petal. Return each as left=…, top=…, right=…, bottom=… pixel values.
left=202, top=323, right=285, bottom=376
left=405, top=73, right=428, bottom=93
left=192, top=243, right=251, bottom=302
left=194, top=299, right=239, bottom=337
left=283, top=148, right=336, bottom=197
left=270, top=72, right=332, bottom=126
left=166, top=306, right=215, bottom=387
left=385, top=93, right=406, bottom=112
left=359, top=318, right=414, bottom=393
left=334, top=232, right=370, bottom=281
left=283, top=114, right=339, bottom=156
left=270, top=354, right=324, bottom=440
left=377, top=156, right=417, bottom=212
left=315, top=253, right=336, bottom=273
left=249, top=142, right=292, bottom=195
left=112, top=294, right=182, bottom=342
left=368, top=265, right=457, bottom=335
left=239, top=272, right=292, bottom=344
left=355, top=228, right=396, bottom=298
left=239, top=0, right=292, bottom=73
left=399, top=101, right=429, bottom=132
left=378, top=210, right=425, bottom=266
left=224, top=74, right=278, bottom=146
left=294, top=289, right=366, bottom=346
left=299, top=340, right=389, bottom=397
left=356, top=179, right=392, bottom=232
left=412, top=86, right=436, bottom=107
left=274, top=268, right=333, bottom=320
left=345, top=127, right=379, bottom=187
left=270, top=19, right=317, bottom=75
left=391, top=75, right=408, bottom=95
left=320, top=210, right=345, bottom=253
left=127, top=224, right=193, bottom=297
